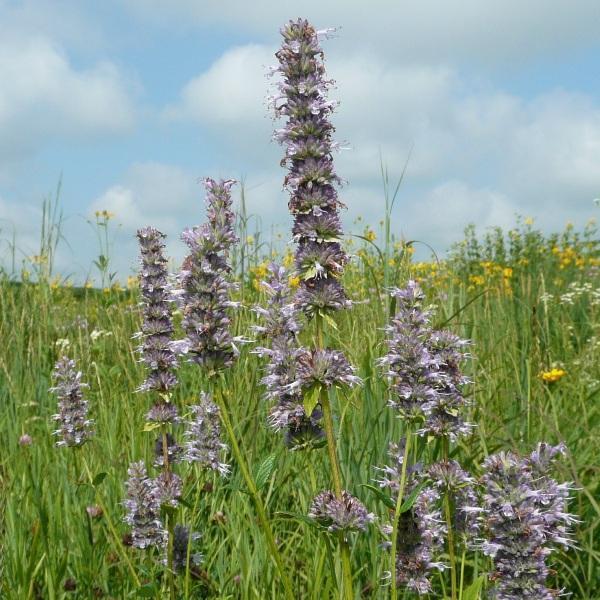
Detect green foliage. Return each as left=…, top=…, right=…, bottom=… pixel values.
left=1, top=217, right=599, bottom=598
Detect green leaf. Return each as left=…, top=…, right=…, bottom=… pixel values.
left=361, top=484, right=395, bottom=509
left=319, top=311, right=339, bottom=331
left=399, top=482, right=427, bottom=514
left=462, top=574, right=486, bottom=600
left=142, top=421, right=162, bottom=432
left=255, top=453, right=277, bottom=491
left=275, top=511, right=320, bottom=528
left=92, top=472, right=107, bottom=487
left=303, top=384, right=322, bottom=417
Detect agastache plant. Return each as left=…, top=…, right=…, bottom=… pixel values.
left=271, top=18, right=350, bottom=317
left=272, top=19, right=364, bottom=599
left=177, top=178, right=239, bottom=373
left=481, top=443, right=576, bottom=599
left=136, top=227, right=178, bottom=398
left=178, top=178, right=295, bottom=599
left=379, top=280, right=474, bottom=600
left=253, top=263, right=325, bottom=448
left=50, top=356, right=94, bottom=447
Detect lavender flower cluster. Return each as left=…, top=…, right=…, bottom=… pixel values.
left=124, top=394, right=228, bottom=549
left=253, top=264, right=324, bottom=447
left=379, top=281, right=472, bottom=439
left=377, top=438, right=575, bottom=595
left=309, top=490, right=374, bottom=534
left=481, top=443, right=576, bottom=599
left=135, top=227, right=178, bottom=395
left=178, top=178, right=239, bottom=373
left=272, top=19, right=350, bottom=317
left=184, top=393, right=229, bottom=476
left=50, top=356, right=94, bottom=447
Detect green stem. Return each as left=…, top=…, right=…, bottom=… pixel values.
left=161, top=427, right=176, bottom=600
left=390, top=430, right=412, bottom=600
left=442, top=439, right=457, bottom=600
left=215, top=387, right=294, bottom=600
left=315, top=314, right=354, bottom=600
left=80, top=457, right=141, bottom=587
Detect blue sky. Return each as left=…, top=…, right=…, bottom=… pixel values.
left=1, top=0, right=599, bottom=280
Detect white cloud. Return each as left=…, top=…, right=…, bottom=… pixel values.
left=87, top=162, right=206, bottom=276
left=164, top=42, right=600, bottom=254
left=123, top=0, right=600, bottom=64
left=0, top=35, right=135, bottom=165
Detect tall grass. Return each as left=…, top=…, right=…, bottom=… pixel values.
left=0, top=208, right=598, bottom=598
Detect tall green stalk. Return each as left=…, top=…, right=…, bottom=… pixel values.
left=315, top=315, right=354, bottom=600
left=213, top=383, right=294, bottom=600
left=390, top=429, right=412, bottom=600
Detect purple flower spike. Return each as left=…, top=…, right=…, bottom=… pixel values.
left=123, top=461, right=166, bottom=549
left=272, top=19, right=350, bottom=316
left=481, top=443, right=576, bottom=599
left=253, top=264, right=325, bottom=448
left=184, top=393, right=230, bottom=476
left=379, top=281, right=473, bottom=439
left=136, top=227, right=178, bottom=394
left=177, top=178, right=239, bottom=373
left=50, top=356, right=94, bottom=447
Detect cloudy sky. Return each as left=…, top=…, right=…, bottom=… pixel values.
left=1, top=0, right=599, bottom=280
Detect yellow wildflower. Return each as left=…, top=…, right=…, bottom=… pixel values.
left=283, top=252, right=294, bottom=268
left=288, top=275, right=300, bottom=288
left=503, top=267, right=513, bottom=278
left=364, top=229, right=376, bottom=242
left=539, top=368, right=567, bottom=383
left=469, top=275, right=485, bottom=286
left=524, top=216, right=534, bottom=226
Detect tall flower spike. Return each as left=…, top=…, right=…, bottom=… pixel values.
left=178, top=178, right=239, bottom=373
left=378, top=282, right=442, bottom=423
left=50, top=356, right=94, bottom=447
left=379, top=281, right=473, bottom=439
left=272, top=19, right=351, bottom=317
left=481, top=443, right=576, bottom=599
left=123, top=461, right=166, bottom=549
left=136, top=227, right=178, bottom=396
left=419, top=331, right=473, bottom=440
left=183, top=393, right=230, bottom=476
left=252, top=264, right=325, bottom=448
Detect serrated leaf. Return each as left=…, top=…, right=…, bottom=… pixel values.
left=303, top=384, right=322, bottom=417
left=462, top=574, right=485, bottom=600
left=361, top=484, right=395, bottom=509
left=142, top=421, right=162, bottom=432
left=255, top=454, right=277, bottom=491
left=92, top=472, right=107, bottom=487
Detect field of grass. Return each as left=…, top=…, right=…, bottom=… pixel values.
left=1, top=210, right=599, bottom=599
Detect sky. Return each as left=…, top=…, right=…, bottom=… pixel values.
left=1, top=0, right=599, bottom=281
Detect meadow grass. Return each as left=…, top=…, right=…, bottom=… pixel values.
left=1, top=214, right=599, bottom=599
